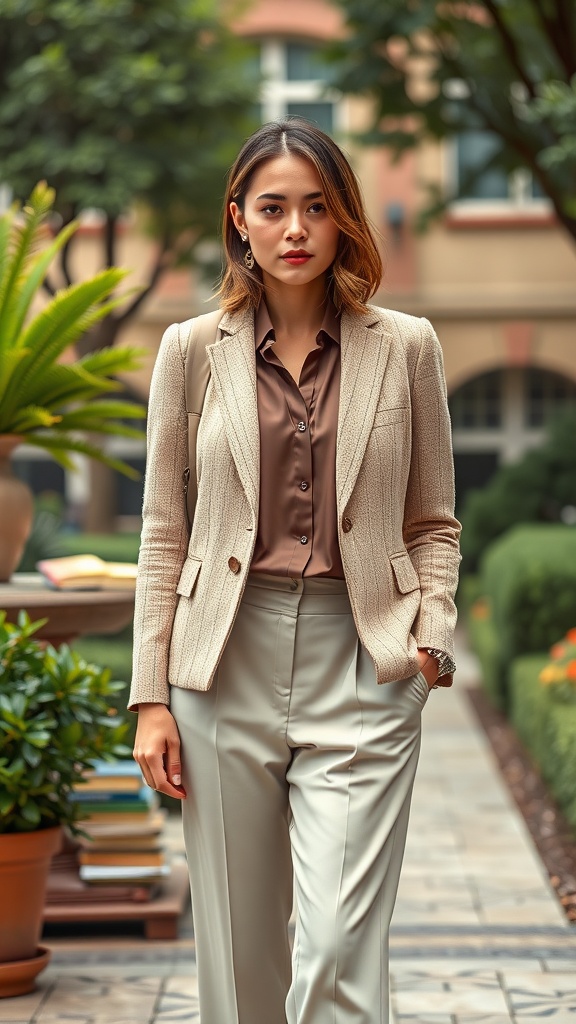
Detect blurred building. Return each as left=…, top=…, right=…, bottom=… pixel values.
left=15, top=0, right=576, bottom=527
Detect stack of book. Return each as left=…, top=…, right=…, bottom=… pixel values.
left=37, top=554, right=137, bottom=591
left=71, top=761, right=169, bottom=888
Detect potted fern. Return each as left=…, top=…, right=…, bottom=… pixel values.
left=0, top=611, right=131, bottom=996
left=0, top=182, right=145, bottom=580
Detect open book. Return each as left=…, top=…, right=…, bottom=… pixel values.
left=36, top=554, right=138, bottom=591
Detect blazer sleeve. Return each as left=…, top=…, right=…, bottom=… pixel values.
left=128, top=323, right=190, bottom=710
left=403, top=317, right=462, bottom=659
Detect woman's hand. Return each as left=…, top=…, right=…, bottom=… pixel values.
left=416, top=649, right=439, bottom=689
left=133, top=703, right=187, bottom=799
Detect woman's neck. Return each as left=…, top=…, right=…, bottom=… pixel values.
left=262, top=275, right=329, bottom=339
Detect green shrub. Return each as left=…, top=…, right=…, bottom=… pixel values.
left=455, top=573, right=482, bottom=618
left=0, top=612, right=130, bottom=833
left=510, top=654, right=576, bottom=830
left=479, top=524, right=576, bottom=704
left=460, top=407, right=576, bottom=573
left=466, top=599, right=502, bottom=707
left=56, top=532, right=140, bottom=563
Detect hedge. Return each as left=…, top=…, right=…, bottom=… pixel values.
left=466, top=600, right=502, bottom=708
left=510, top=654, right=576, bottom=830
left=478, top=524, right=576, bottom=706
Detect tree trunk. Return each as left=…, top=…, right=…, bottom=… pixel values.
left=76, top=314, right=121, bottom=357
left=83, top=455, right=117, bottom=534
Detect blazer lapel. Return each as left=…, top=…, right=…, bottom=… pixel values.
left=207, top=308, right=260, bottom=517
left=337, top=307, right=393, bottom=513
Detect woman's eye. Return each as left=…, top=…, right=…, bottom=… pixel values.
left=308, top=203, right=326, bottom=214
left=262, top=204, right=282, bottom=215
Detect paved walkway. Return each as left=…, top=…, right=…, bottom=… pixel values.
left=3, top=629, right=576, bottom=1023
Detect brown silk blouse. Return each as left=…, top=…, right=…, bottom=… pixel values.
left=250, top=301, right=345, bottom=580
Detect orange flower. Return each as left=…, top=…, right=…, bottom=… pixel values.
left=566, top=628, right=576, bottom=644
left=471, top=599, right=490, bottom=620
left=550, top=643, right=566, bottom=660
left=566, top=660, right=576, bottom=681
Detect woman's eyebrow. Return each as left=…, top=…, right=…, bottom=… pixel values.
left=255, top=191, right=324, bottom=201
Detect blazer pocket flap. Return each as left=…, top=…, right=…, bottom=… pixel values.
left=390, top=551, right=420, bottom=594
left=176, top=556, right=202, bottom=597
left=373, top=406, right=409, bottom=428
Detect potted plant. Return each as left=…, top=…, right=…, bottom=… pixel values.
left=0, top=611, right=131, bottom=996
left=0, top=181, right=146, bottom=580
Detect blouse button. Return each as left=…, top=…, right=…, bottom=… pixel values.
left=297, top=421, right=307, bottom=432
left=300, top=535, right=308, bottom=545
left=300, top=481, right=309, bottom=490
left=228, top=556, right=241, bottom=573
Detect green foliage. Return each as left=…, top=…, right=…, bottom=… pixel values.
left=537, top=628, right=576, bottom=705
left=0, top=183, right=146, bottom=476
left=56, top=531, right=141, bottom=563
left=460, top=408, right=576, bottom=573
left=0, top=611, right=130, bottom=834
left=0, top=0, right=259, bottom=337
left=466, top=597, right=502, bottom=708
left=332, top=0, right=576, bottom=240
left=526, top=75, right=576, bottom=216
left=478, top=524, right=576, bottom=703
left=17, top=493, right=64, bottom=572
left=510, top=653, right=576, bottom=830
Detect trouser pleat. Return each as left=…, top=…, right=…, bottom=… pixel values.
left=170, top=573, right=427, bottom=1024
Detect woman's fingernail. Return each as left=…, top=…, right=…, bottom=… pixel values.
left=172, top=774, right=181, bottom=786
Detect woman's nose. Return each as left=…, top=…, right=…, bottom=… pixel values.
left=285, top=212, right=307, bottom=240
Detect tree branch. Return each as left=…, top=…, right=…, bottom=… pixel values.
left=115, top=235, right=172, bottom=326
left=481, top=0, right=537, bottom=98
left=59, top=204, right=78, bottom=288
left=529, top=0, right=575, bottom=79
left=42, top=275, right=57, bottom=297
left=104, top=214, right=117, bottom=269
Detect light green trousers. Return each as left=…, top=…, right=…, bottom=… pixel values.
left=170, top=571, right=428, bottom=1024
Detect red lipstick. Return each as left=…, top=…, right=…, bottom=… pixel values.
left=281, top=249, right=313, bottom=265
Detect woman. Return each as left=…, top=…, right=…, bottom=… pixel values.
left=130, top=117, right=461, bottom=1024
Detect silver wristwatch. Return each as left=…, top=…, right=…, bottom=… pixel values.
left=425, top=648, right=456, bottom=678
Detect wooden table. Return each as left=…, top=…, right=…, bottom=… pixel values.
left=43, top=861, right=190, bottom=940
left=0, top=573, right=135, bottom=644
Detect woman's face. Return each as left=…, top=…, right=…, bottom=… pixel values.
left=229, top=153, right=341, bottom=292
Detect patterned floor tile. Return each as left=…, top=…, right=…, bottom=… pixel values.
left=542, top=959, right=576, bottom=972
left=34, top=976, right=161, bottom=1023
left=502, top=971, right=576, bottom=1018
left=153, top=975, right=200, bottom=1022
left=393, top=1015, right=455, bottom=1023
left=0, top=986, right=48, bottom=1021
left=393, top=970, right=510, bottom=1015
left=395, top=1018, right=513, bottom=1024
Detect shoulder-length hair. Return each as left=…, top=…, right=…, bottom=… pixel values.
left=217, top=118, right=383, bottom=316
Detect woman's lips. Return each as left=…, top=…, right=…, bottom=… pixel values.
left=281, top=254, right=313, bottom=265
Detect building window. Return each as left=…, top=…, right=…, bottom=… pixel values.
left=259, top=40, right=339, bottom=134
left=525, top=368, right=576, bottom=427
left=455, top=130, right=545, bottom=205
left=442, top=84, right=548, bottom=212
left=450, top=367, right=576, bottom=505
left=449, top=372, right=502, bottom=429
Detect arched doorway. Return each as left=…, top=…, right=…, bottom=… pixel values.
left=449, top=366, right=576, bottom=510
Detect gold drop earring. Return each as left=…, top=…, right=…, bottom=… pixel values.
left=241, top=233, right=254, bottom=270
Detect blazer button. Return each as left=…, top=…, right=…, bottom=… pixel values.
left=342, top=516, right=353, bottom=533
left=228, top=556, right=241, bottom=574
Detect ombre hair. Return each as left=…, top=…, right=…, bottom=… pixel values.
left=217, top=118, right=383, bottom=315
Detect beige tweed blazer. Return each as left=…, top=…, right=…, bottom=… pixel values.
left=128, top=304, right=461, bottom=709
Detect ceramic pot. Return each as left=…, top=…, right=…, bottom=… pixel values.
left=0, top=436, right=34, bottom=582
left=0, top=827, right=62, bottom=992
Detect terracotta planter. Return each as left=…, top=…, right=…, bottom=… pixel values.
left=0, top=826, right=62, bottom=992
left=0, top=435, right=34, bottom=582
